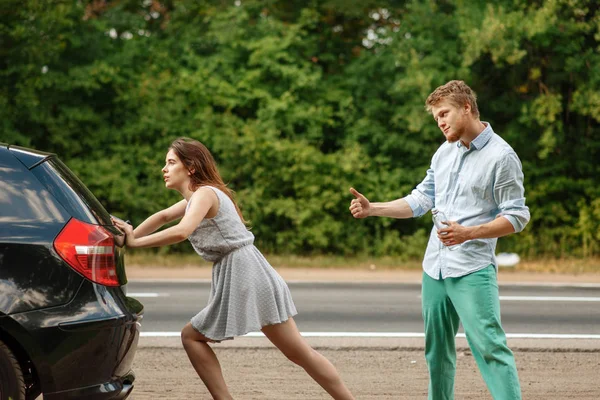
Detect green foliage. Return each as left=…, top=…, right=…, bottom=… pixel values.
left=2, top=0, right=599, bottom=258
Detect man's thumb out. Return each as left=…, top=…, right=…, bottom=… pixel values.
left=349, top=187, right=363, bottom=199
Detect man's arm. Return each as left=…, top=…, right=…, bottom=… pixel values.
left=438, top=215, right=516, bottom=246
left=350, top=154, right=437, bottom=220
left=369, top=198, right=414, bottom=219
left=349, top=188, right=414, bottom=219
left=438, top=151, right=530, bottom=246
left=492, top=151, right=530, bottom=233
left=468, top=216, right=515, bottom=239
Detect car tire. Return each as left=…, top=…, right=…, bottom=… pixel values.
left=0, top=339, right=25, bottom=400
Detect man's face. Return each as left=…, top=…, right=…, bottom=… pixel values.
left=431, top=100, right=469, bottom=143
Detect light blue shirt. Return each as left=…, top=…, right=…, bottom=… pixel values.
left=404, top=122, right=530, bottom=280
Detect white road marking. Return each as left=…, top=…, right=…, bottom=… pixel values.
left=140, top=332, right=600, bottom=339
left=127, top=279, right=600, bottom=288
left=129, top=279, right=213, bottom=283
left=499, top=296, right=600, bottom=302
left=131, top=293, right=600, bottom=301
left=416, top=295, right=600, bottom=302
left=128, top=293, right=169, bottom=298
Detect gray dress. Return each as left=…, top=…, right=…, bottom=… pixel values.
left=186, top=186, right=297, bottom=341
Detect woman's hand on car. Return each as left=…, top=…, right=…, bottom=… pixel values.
left=112, top=217, right=135, bottom=246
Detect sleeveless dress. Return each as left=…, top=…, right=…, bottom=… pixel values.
left=186, top=186, right=297, bottom=341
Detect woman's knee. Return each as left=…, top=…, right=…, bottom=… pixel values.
left=181, top=325, right=192, bottom=346
left=181, top=323, right=204, bottom=346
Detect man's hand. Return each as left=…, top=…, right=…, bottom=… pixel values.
left=437, top=220, right=472, bottom=246
left=349, top=188, right=371, bottom=219
left=112, top=217, right=136, bottom=247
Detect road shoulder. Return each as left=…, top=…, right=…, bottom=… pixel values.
left=138, top=336, right=600, bottom=352
left=126, top=265, right=600, bottom=285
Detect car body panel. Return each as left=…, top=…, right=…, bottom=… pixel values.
left=0, top=144, right=143, bottom=399
left=31, top=159, right=113, bottom=226
left=3, top=280, right=143, bottom=395
left=0, top=241, right=83, bottom=315
left=0, top=146, right=81, bottom=314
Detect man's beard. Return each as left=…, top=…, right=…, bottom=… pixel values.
left=446, top=129, right=462, bottom=143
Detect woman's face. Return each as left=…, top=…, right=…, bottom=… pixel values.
left=162, top=149, right=190, bottom=190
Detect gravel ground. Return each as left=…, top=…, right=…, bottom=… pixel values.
left=129, top=345, right=600, bottom=399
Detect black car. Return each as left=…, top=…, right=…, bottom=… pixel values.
left=0, top=144, right=143, bottom=400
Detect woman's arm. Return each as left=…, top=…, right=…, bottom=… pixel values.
left=114, top=188, right=218, bottom=248
left=133, top=199, right=188, bottom=238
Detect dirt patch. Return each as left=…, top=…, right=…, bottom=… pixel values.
left=129, top=347, right=600, bottom=399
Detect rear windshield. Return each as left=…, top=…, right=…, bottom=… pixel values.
left=32, top=157, right=113, bottom=225
left=0, top=148, right=69, bottom=224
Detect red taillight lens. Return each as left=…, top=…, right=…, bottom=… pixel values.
left=54, top=218, right=119, bottom=287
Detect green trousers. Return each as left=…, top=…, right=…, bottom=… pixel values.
left=422, top=265, right=522, bottom=400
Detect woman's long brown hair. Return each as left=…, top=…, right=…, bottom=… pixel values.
left=169, top=137, right=247, bottom=225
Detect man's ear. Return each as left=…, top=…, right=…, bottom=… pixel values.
left=464, top=104, right=471, bottom=114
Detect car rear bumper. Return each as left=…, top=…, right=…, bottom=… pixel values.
left=43, top=371, right=135, bottom=400
left=7, top=280, right=143, bottom=396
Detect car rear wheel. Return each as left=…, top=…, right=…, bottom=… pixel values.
left=0, top=339, right=25, bottom=400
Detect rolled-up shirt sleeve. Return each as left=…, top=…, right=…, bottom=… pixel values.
left=404, top=162, right=435, bottom=218
left=494, top=151, right=530, bottom=232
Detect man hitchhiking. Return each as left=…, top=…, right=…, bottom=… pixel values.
left=349, top=80, right=529, bottom=400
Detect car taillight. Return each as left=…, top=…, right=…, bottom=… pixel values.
left=54, top=218, right=119, bottom=287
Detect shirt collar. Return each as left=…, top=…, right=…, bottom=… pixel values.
left=457, top=122, right=493, bottom=150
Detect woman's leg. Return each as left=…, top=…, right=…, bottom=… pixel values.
left=261, top=317, right=355, bottom=400
left=181, top=323, right=233, bottom=400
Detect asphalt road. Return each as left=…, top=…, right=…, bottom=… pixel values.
left=126, top=281, right=600, bottom=335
